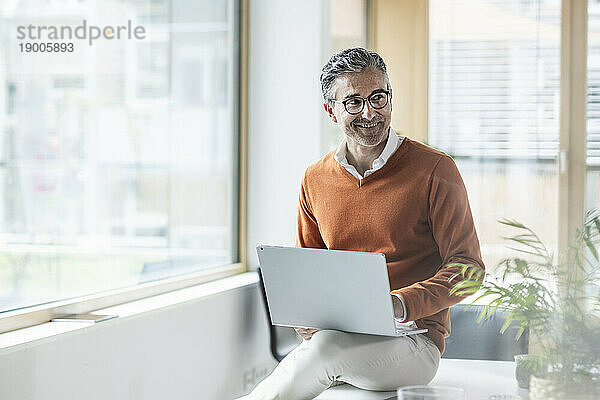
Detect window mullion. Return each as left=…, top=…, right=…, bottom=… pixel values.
left=558, top=0, right=588, bottom=271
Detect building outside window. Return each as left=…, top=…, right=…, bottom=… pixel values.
left=0, top=0, right=239, bottom=313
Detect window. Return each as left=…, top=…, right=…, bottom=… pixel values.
left=429, top=0, right=561, bottom=275
left=0, top=0, right=239, bottom=315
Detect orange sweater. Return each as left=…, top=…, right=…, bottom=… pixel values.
left=295, top=136, right=484, bottom=355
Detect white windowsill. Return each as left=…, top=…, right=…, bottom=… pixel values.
left=0, top=272, right=259, bottom=355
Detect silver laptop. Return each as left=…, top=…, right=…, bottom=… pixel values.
left=257, top=245, right=427, bottom=337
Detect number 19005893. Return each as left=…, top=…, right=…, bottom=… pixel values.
left=19, top=42, right=74, bottom=52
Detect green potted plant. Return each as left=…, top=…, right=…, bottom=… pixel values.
left=449, top=210, right=600, bottom=399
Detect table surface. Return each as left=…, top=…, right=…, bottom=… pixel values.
left=314, top=358, right=530, bottom=400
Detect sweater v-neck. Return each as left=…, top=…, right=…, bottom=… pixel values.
left=334, top=136, right=412, bottom=187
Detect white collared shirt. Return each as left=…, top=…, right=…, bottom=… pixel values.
left=333, top=127, right=408, bottom=322
left=334, top=128, right=404, bottom=180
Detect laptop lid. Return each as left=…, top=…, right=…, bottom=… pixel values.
left=257, top=245, right=399, bottom=336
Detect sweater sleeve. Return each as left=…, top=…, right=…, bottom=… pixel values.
left=393, top=155, right=485, bottom=322
left=295, top=173, right=327, bottom=249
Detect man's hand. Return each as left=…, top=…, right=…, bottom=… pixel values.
left=294, top=327, right=320, bottom=341
left=391, top=294, right=405, bottom=321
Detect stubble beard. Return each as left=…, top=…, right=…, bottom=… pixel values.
left=348, top=123, right=389, bottom=147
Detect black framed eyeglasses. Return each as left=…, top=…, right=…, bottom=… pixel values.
left=331, top=90, right=390, bottom=115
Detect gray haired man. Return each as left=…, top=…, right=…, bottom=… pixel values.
left=238, top=47, right=482, bottom=399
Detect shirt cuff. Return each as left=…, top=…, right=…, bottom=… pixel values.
left=391, top=292, right=407, bottom=322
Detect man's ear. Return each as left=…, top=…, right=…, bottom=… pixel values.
left=389, top=89, right=393, bottom=112
left=323, top=103, right=337, bottom=123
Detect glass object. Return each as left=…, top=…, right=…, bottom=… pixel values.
left=429, top=0, right=561, bottom=290
left=530, top=373, right=600, bottom=399
left=332, top=90, right=390, bottom=114
left=514, top=353, right=548, bottom=390
left=514, top=354, right=533, bottom=389
left=397, top=385, right=465, bottom=400
left=0, top=0, right=238, bottom=312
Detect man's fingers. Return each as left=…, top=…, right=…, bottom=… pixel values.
left=293, top=327, right=320, bottom=340
left=298, top=328, right=319, bottom=335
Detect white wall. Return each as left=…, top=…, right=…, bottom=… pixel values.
left=247, top=0, right=327, bottom=267
left=0, top=277, right=276, bottom=400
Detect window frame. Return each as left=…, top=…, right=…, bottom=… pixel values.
left=0, top=0, right=249, bottom=335
left=558, top=0, right=587, bottom=279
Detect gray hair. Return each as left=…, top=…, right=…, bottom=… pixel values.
left=320, top=47, right=390, bottom=105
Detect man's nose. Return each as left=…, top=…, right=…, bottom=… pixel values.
left=361, top=101, right=376, bottom=119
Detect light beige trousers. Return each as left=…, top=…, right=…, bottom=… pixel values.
left=237, top=330, right=441, bottom=400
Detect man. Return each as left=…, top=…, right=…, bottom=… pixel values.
left=240, top=48, right=484, bottom=400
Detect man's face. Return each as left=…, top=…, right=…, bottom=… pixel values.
left=324, top=67, right=392, bottom=147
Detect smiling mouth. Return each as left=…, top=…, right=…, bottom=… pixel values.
left=355, top=121, right=381, bottom=129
